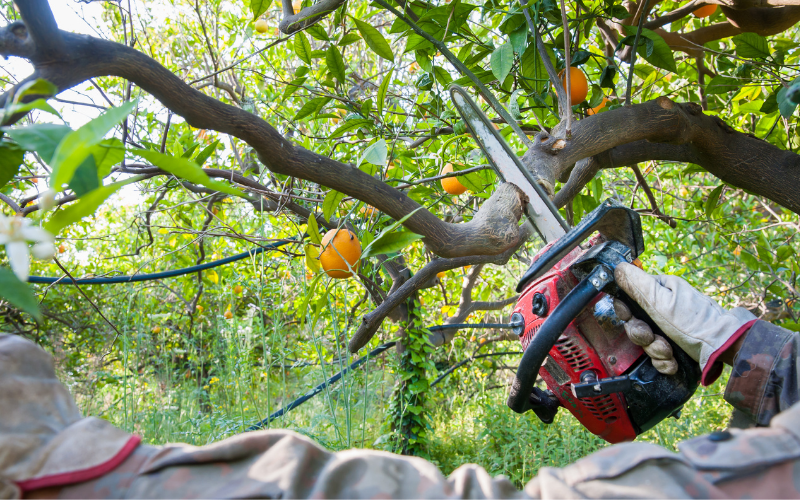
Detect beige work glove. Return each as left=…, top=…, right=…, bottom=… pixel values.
left=614, top=262, right=757, bottom=381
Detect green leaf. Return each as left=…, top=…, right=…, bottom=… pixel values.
left=490, top=42, right=514, bottom=83
left=306, top=24, right=329, bottom=41
left=570, top=49, right=592, bottom=66
left=2, top=98, right=61, bottom=123
left=68, top=155, right=100, bottom=196
left=0, top=141, right=24, bottom=189
left=307, top=213, right=322, bottom=244
left=706, top=76, right=738, bottom=95
left=353, top=17, right=395, bottom=61
left=360, top=207, right=422, bottom=259
left=761, top=88, right=780, bottom=113
left=329, top=118, right=372, bottom=138
left=294, top=32, right=312, bottom=65
left=10, top=79, right=58, bottom=104
left=359, top=139, right=387, bottom=167
left=362, top=231, right=423, bottom=259
left=193, top=140, right=219, bottom=167
left=0, top=267, right=41, bottom=320
left=777, top=77, right=800, bottom=118
left=777, top=245, right=792, bottom=262
left=91, top=138, right=124, bottom=178
left=732, top=33, right=770, bottom=59
left=294, top=96, right=331, bottom=121
left=509, top=23, right=527, bottom=54
left=322, top=190, right=345, bottom=221
left=49, top=100, right=136, bottom=189
left=376, top=68, right=393, bottom=117
left=339, top=33, right=362, bottom=46
left=600, top=65, right=617, bottom=89
left=621, top=26, right=676, bottom=73
left=704, top=184, right=724, bottom=217
left=45, top=177, right=137, bottom=235
left=134, top=149, right=244, bottom=197
left=305, top=244, right=321, bottom=272
left=2, top=123, right=71, bottom=163
left=326, top=45, right=346, bottom=83
left=250, top=0, right=272, bottom=19
left=283, top=77, right=307, bottom=100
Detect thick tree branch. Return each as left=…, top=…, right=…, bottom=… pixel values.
left=0, top=12, right=528, bottom=259
left=522, top=97, right=800, bottom=214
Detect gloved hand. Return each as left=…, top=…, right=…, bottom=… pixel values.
left=614, top=262, right=757, bottom=384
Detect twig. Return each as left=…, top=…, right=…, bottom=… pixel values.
left=392, top=165, right=490, bottom=189
left=625, top=0, right=651, bottom=106
left=631, top=164, right=676, bottom=228
left=559, top=0, right=572, bottom=134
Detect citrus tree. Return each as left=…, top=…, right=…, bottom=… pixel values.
left=1, top=0, right=799, bottom=461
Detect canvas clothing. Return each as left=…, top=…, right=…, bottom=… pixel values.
left=3, top=319, right=800, bottom=499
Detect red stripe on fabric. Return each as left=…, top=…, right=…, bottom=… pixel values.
left=17, top=435, right=141, bottom=492
left=700, top=319, right=758, bottom=386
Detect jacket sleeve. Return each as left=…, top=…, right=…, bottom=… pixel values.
left=724, top=320, right=800, bottom=426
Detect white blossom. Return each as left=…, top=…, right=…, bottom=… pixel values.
left=0, top=214, right=55, bottom=281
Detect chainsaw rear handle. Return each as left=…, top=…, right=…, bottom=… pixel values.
left=507, top=265, right=614, bottom=414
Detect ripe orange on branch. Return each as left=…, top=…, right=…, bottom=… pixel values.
left=693, top=4, right=717, bottom=17
left=320, top=229, right=362, bottom=278
left=440, top=163, right=467, bottom=195
left=558, top=67, right=589, bottom=106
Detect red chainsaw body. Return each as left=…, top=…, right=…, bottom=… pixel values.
left=513, top=243, right=644, bottom=443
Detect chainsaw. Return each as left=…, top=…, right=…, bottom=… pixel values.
left=450, top=85, right=701, bottom=443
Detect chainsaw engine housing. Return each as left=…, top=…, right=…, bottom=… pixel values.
left=512, top=241, right=701, bottom=443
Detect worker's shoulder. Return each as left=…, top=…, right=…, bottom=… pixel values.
left=678, top=401, right=800, bottom=471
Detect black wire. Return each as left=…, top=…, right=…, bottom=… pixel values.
left=28, top=238, right=300, bottom=285
left=245, top=323, right=519, bottom=430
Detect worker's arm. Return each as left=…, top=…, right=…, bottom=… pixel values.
left=615, top=263, right=800, bottom=426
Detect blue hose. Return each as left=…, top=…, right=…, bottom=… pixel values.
left=28, top=238, right=298, bottom=285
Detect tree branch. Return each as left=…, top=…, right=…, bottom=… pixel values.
left=0, top=10, right=529, bottom=259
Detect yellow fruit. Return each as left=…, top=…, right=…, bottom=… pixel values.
left=292, top=0, right=301, bottom=11
left=152, top=325, right=161, bottom=334
left=470, top=335, right=476, bottom=342
left=679, top=186, right=689, bottom=197
left=360, top=205, right=378, bottom=217
left=255, top=19, right=269, bottom=33
left=320, top=229, right=362, bottom=279
left=436, top=271, right=446, bottom=279
left=587, top=97, right=608, bottom=116
left=409, top=62, right=420, bottom=73
left=196, top=305, right=204, bottom=313
left=234, top=285, right=243, bottom=294
left=558, top=67, right=589, bottom=105
left=440, top=163, right=467, bottom=195
left=693, top=4, right=717, bottom=17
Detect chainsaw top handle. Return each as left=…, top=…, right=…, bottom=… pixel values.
left=515, top=199, right=645, bottom=293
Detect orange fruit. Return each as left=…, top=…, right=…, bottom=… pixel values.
left=196, top=305, right=204, bottom=313
left=224, top=310, right=233, bottom=319
left=440, top=163, right=467, bottom=195
left=255, top=19, right=269, bottom=33
left=30, top=178, right=38, bottom=184
left=693, top=4, right=717, bottom=17
left=320, top=229, right=362, bottom=279
left=587, top=97, right=608, bottom=115
left=152, top=325, right=161, bottom=333
left=558, top=67, right=589, bottom=105
left=292, top=0, right=301, bottom=11
left=360, top=205, right=378, bottom=217
left=409, top=62, right=420, bottom=74
left=436, top=271, right=446, bottom=279
left=58, top=243, right=66, bottom=253
left=233, top=285, right=243, bottom=294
